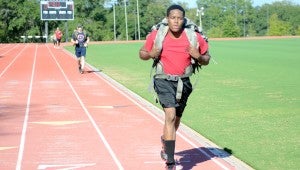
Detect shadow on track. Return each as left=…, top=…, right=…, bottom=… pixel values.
left=176, top=147, right=232, bottom=170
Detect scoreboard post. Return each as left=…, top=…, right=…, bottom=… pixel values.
left=40, top=0, right=74, bottom=42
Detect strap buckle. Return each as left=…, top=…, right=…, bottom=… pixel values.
left=166, top=75, right=179, bottom=81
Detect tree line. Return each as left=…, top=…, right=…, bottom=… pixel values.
left=0, top=0, right=299, bottom=43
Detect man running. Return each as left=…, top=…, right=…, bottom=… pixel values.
left=139, top=4, right=210, bottom=170
left=55, top=27, right=63, bottom=48
left=71, top=25, right=90, bottom=74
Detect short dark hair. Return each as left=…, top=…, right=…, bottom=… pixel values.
left=167, top=4, right=185, bottom=17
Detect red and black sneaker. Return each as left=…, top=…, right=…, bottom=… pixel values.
left=165, top=162, right=176, bottom=170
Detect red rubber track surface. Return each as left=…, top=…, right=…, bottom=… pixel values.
left=0, top=44, right=250, bottom=170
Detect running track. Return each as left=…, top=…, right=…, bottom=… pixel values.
left=0, top=43, right=252, bottom=170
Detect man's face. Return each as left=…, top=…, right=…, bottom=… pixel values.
left=167, top=9, right=184, bottom=33
left=77, top=27, right=83, bottom=32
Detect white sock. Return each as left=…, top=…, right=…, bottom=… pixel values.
left=80, top=57, right=85, bottom=69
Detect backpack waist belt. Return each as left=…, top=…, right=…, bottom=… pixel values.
left=154, top=62, right=193, bottom=100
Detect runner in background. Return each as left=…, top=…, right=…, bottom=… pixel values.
left=55, top=27, right=63, bottom=48
left=51, top=32, right=57, bottom=48
left=71, top=25, right=90, bottom=74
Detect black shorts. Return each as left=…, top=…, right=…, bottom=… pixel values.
left=75, top=47, right=87, bottom=58
left=153, top=77, right=193, bottom=117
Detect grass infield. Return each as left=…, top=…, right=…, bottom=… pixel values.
left=65, top=38, right=300, bottom=170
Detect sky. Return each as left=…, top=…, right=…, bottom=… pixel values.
left=173, top=0, right=300, bottom=8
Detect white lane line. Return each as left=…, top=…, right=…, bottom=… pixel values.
left=63, top=47, right=230, bottom=169
left=30, top=120, right=87, bottom=126
left=90, top=105, right=114, bottom=109
left=0, top=44, right=27, bottom=78
left=16, top=44, right=37, bottom=170
left=46, top=44, right=124, bottom=170
left=37, top=163, right=96, bottom=170
left=0, top=44, right=19, bottom=56
left=0, top=146, right=17, bottom=151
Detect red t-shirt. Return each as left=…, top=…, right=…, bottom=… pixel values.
left=55, top=30, right=62, bottom=39
left=145, top=30, right=208, bottom=75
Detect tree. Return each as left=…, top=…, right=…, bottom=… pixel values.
left=222, top=15, right=241, bottom=37
left=255, top=1, right=300, bottom=36
left=268, top=13, right=292, bottom=36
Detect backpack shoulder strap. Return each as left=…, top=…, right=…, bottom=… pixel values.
left=153, top=18, right=169, bottom=51
left=153, top=17, right=203, bottom=50
left=184, top=18, right=200, bottom=48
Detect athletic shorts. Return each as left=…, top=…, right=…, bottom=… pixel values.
left=57, top=38, right=61, bottom=43
left=75, top=47, right=87, bottom=58
left=153, top=77, right=193, bottom=117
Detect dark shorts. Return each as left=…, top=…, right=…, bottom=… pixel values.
left=57, top=38, right=61, bottom=43
left=153, top=77, right=193, bottom=117
left=75, top=47, right=87, bottom=58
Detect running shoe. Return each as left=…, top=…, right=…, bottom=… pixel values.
left=165, top=162, right=176, bottom=170
left=79, top=66, right=83, bottom=74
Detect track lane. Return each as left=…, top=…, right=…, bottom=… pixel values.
left=0, top=44, right=36, bottom=169
left=0, top=44, right=27, bottom=77
left=18, top=44, right=120, bottom=169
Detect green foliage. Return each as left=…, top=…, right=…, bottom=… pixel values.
left=222, top=16, right=241, bottom=37
left=207, top=26, right=223, bottom=38
left=255, top=1, right=300, bottom=36
left=268, top=14, right=292, bottom=36
left=296, top=26, right=300, bottom=35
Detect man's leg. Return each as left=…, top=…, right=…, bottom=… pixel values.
left=163, top=107, right=176, bottom=140
left=78, top=56, right=85, bottom=74
left=80, top=57, right=85, bottom=69
left=78, top=57, right=82, bottom=73
left=175, top=116, right=181, bottom=131
left=162, top=107, right=176, bottom=169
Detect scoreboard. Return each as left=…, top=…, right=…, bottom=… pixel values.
left=40, top=0, right=74, bottom=20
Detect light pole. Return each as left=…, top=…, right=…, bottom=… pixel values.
left=113, top=3, right=116, bottom=41
left=124, top=0, right=128, bottom=41
left=136, top=0, right=140, bottom=40
left=196, top=7, right=204, bottom=31
left=243, top=0, right=247, bottom=37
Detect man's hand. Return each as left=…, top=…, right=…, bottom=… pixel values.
left=149, top=46, right=161, bottom=59
left=198, top=53, right=210, bottom=65
left=187, top=45, right=210, bottom=65
left=187, top=45, right=201, bottom=60
left=139, top=46, right=161, bottom=60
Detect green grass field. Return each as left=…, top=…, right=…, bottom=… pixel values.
left=65, top=38, right=300, bottom=170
